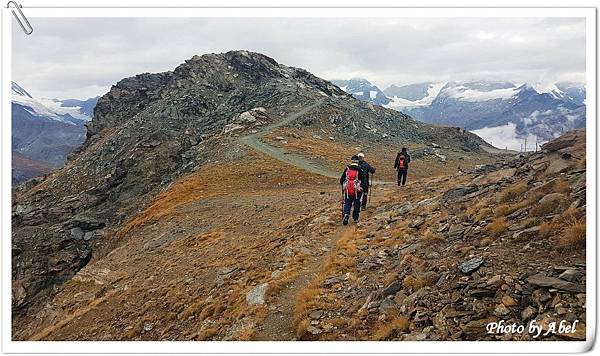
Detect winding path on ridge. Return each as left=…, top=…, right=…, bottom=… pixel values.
left=239, top=102, right=385, bottom=340
left=239, top=101, right=339, bottom=179
left=240, top=101, right=394, bottom=187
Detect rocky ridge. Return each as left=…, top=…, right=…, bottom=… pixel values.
left=12, top=51, right=492, bottom=318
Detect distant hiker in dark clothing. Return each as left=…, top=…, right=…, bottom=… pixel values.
left=357, top=152, right=376, bottom=209
left=340, top=155, right=368, bottom=225
left=394, top=147, right=411, bottom=186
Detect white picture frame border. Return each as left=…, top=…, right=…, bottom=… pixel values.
left=1, top=3, right=596, bottom=354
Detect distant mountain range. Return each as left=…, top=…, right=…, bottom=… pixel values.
left=333, top=78, right=586, bottom=150
left=12, top=75, right=586, bottom=184
left=331, top=78, right=390, bottom=106
left=11, top=82, right=99, bottom=183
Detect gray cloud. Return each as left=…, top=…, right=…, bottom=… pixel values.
left=12, top=17, right=585, bottom=99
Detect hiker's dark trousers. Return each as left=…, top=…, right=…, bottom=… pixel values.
left=397, top=169, right=408, bottom=186
left=343, top=193, right=362, bottom=221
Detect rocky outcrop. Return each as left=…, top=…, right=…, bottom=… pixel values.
left=541, top=129, right=585, bottom=153
left=296, top=129, right=586, bottom=341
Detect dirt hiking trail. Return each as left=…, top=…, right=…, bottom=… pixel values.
left=240, top=103, right=377, bottom=339
left=252, top=224, right=353, bottom=340
left=240, top=101, right=339, bottom=178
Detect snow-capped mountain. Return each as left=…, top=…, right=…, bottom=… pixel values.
left=555, top=82, right=586, bottom=105
left=332, top=79, right=585, bottom=150
left=384, top=82, right=448, bottom=109
left=11, top=81, right=31, bottom=97
left=57, top=96, right=100, bottom=118
left=384, top=82, right=435, bottom=102
left=331, top=78, right=390, bottom=106
left=11, top=82, right=99, bottom=183
left=393, top=81, right=585, bottom=149
left=12, top=81, right=96, bottom=124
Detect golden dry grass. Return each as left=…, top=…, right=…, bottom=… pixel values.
left=465, top=197, right=494, bottom=221
left=538, top=221, right=553, bottom=238
left=520, top=217, right=540, bottom=229
left=486, top=217, right=508, bottom=237
left=555, top=207, right=586, bottom=248
left=17, top=124, right=586, bottom=341
left=382, top=272, right=400, bottom=286
left=422, top=229, right=443, bottom=244
left=403, top=275, right=425, bottom=292
left=296, top=319, right=310, bottom=339
left=293, top=229, right=360, bottom=338
left=500, top=182, right=529, bottom=202
left=399, top=253, right=423, bottom=270
left=195, top=328, right=218, bottom=341
left=373, top=316, right=410, bottom=340
left=558, top=219, right=586, bottom=248
left=494, top=201, right=528, bottom=218
left=266, top=246, right=313, bottom=297
left=490, top=177, right=573, bottom=221
left=474, top=207, right=493, bottom=221
left=536, top=206, right=585, bottom=249
left=177, top=299, right=207, bottom=321
left=295, top=287, right=326, bottom=319
left=529, top=178, right=570, bottom=199
left=553, top=179, right=571, bottom=194
left=117, top=153, right=329, bottom=238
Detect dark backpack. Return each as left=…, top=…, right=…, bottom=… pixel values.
left=398, top=154, right=407, bottom=169
left=343, top=168, right=363, bottom=197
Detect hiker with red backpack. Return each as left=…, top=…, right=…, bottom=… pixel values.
left=340, top=155, right=368, bottom=225
left=394, top=147, right=411, bottom=186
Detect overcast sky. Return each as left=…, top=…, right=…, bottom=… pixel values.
left=13, top=17, right=585, bottom=99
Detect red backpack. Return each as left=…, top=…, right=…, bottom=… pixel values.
left=398, top=155, right=406, bottom=169
left=343, top=168, right=363, bottom=197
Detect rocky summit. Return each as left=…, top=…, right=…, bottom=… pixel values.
left=11, top=51, right=585, bottom=342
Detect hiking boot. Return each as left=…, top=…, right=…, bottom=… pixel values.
left=342, top=215, right=349, bottom=225
left=353, top=219, right=359, bottom=224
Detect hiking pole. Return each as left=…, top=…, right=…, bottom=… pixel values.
left=368, top=172, right=374, bottom=205
left=341, top=186, right=345, bottom=220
